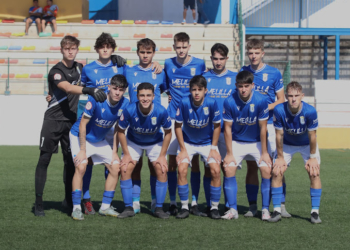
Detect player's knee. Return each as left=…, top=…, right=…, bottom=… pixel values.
left=75, top=164, right=87, bottom=176
left=109, top=165, right=120, bottom=177
left=178, top=165, right=188, bottom=177
left=38, top=151, right=52, bottom=166
left=210, top=167, right=221, bottom=180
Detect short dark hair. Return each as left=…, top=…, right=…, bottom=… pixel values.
left=174, top=32, right=190, bottom=44
left=94, top=32, right=116, bottom=50
left=110, top=74, right=128, bottom=89
left=137, top=38, right=156, bottom=52
left=60, top=35, right=80, bottom=48
left=236, top=71, right=254, bottom=84
left=211, top=43, right=229, bottom=57
left=137, top=82, right=154, bottom=94
left=246, top=39, right=264, bottom=51
left=190, top=75, right=207, bottom=89
left=286, top=81, right=302, bottom=93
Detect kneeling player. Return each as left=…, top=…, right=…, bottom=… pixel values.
left=222, top=71, right=272, bottom=220
left=175, top=75, right=222, bottom=219
left=69, top=75, right=129, bottom=220
left=118, top=82, right=172, bottom=219
left=269, top=81, right=322, bottom=224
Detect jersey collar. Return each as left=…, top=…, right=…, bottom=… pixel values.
left=106, top=95, right=120, bottom=108
left=137, top=64, right=153, bottom=71
left=175, top=56, right=193, bottom=67
left=237, top=89, right=254, bottom=104
left=137, top=102, right=154, bottom=117
left=95, top=60, right=112, bottom=67
left=210, top=69, right=228, bottom=77
left=287, top=102, right=303, bottom=116
left=249, top=63, right=266, bottom=73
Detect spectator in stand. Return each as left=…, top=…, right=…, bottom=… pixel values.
left=182, top=0, right=197, bottom=25
left=25, top=0, right=42, bottom=35
left=197, top=0, right=210, bottom=24
left=41, top=0, right=58, bottom=33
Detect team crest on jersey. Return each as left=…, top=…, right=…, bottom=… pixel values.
left=203, top=107, right=209, bottom=115
left=223, top=108, right=225, bottom=114
left=237, top=106, right=240, bottom=111
left=285, top=118, right=288, bottom=122
left=172, top=68, right=176, bottom=73
left=54, top=73, right=62, bottom=80
left=191, top=68, right=196, bottom=76
left=94, top=69, right=98, bottom=74
left=226, top=77, right=231, bottom=85
left=152, top=72, right=157, bottom=80
left=85, top=101, right=92, bottom=110
left=120, top=113, right=124, bottom=121
left=189, top=109, right=193, bottom=114
left=176, top=108, right=180, bottom=116
left=250, top=104, right=255, bottom=112
left=208, top=78, right=211, bottom=83
left=300, top=116, right=305, bottom=125
left=112, top=66, right=118, bottom=73
left=135, top=117, right=139, bottom=122
left=102, top=108, right=105, bottom=113
left=118, top=109, right=123, bottom=116
left=151, top=117, right=157, bottom=125
left=134, top=72, right=137, bottom=77
left=263, top=73, right=268, bottom=82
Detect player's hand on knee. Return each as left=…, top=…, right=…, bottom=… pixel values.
left=74, top=150, right=87, bottom=167
left=259, top=152, right=272, bottom=168
left=156, top=156, right=168, bottom=174
left=305, top=158, right=320, bottom=177
left=111, top=152, right=120, bottom=166
left=208, top=149, right=221, bottom=165
left=176, top=150, right=190, bottom=165
left=151, top=62, right=162, bottom=74
left=273, top=157, right=287, bottom=176
left=223, top=154, right=237, bottom=170
left=121, top=154, right=134, bottom=173
left=46, top=94, right=52, bottom=102
left=111, top=55, right=126, bottom=67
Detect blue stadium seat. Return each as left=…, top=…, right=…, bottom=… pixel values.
left=147, top=20, right=159, bottom=24
left=33, top=59, right=46, bottom=64
left=95, top=20, right=108, bottom=24
left=9, top=46, right=22, bottom=50
left=161, top=21, right=173, bottom=25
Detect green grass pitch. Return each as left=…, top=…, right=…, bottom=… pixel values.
left=0, top=146, right=349, bottom=249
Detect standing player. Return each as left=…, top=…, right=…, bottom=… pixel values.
left=34, top=36, right=107, bottom=216
left=269, top=81, right=321, bottom=224
left=117, top=83, right=172, bottom=219
left=202, top=43, right=237, bottom=214
left=69, top=75, right=129, bottom=220
left=222, top=71, right=272, bottom=220
left=164, top=32, right=206, bottom=216
left=240, top=38, right=288, bottom=217
left=175, top=75, right=222, bottom=219
left=124, top=38, right=167, bottom=214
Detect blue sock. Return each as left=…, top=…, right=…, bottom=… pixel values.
left=156, top=180, right=168, bottom=207
left=72, top=190, right=82, bottom=206
left=281, top=182, right=286, bottom=203
left=203, top=176, right=211, bottom=207
left=132, top=180, right=141, bottom=203
left=82, top=164, right=93, bottom=200
left=271, top=186, right=283, bottom=210
left=105, top=166, right=109, bottom=180
left=223, top=177, right=228, bottom=208
left=120, top=179, right=133, bottom=207
left=168, top=171, right=177, bottom=202
left=150, top=175, right=157, bottom=200
left=191, top=172, right=200, bottom=204
left=261, top=178, right=271, bottom=210
left=178, top=184, right=189, bottom=202
left=224, top=176, right=237, bottom=210
left=310, top=188, right=322, bottom=210
left=210, top=185, right=221, bottom=206
left=246, top=184, right=259, bottom=204
left=102, top=190, right=115, bottom=205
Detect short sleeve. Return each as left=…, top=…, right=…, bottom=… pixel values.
left=118, top=108, right=131, bottom=130
left=175, top=101, right=184, bottom=123
left=306, top=108, right=318, bottom=131
left=83, top=97, right=96, bottom=118
left=223, top=98, right=233, bottom=122
left=49, top=68, right=68, bottom=86
left=211, top=100, right=221, bottom=124
left=275, top=70, right=284, bottom=93
left=161, top=109, right=172, bottom=130
left=273, top=106, right=283, bottom=130
left=258, top=99, right=269, bottom=121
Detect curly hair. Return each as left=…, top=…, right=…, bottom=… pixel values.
left=94, top=32, right=117, bottom=50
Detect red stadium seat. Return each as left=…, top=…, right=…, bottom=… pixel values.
left=1, top=74, right=15, bottom=78
left=50, top=46, right=61, bottom=50
left=5, top=59, right=19, bottom=64
left=66, top=33, right=78, bottom=37
left=49, top=59, right=60, bottom=64
left=30, top=74, right=44, bottom=78
left=0, top=59, right=5, bottom=64
left=2, top=19, right=15, bottom=23
left=135, top=20, right=147, bottom=24
left=108, top=20, right=121, bottom=24
left=0, top=32, right=11, bottom=37
left=52, top=33, right=65, bottom=37
left=81, top=20, right=94, bottom=24
left=118, top=47, right=131, bottom=51
left=160, top=47, right=172, bottom=51
left=134, top=34, right=146, bottom=38
left=161, top=34, right=173, bottom=38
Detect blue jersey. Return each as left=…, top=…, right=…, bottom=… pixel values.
left=175, top=95, right=221, bottom=146
left=81, top=60, right=125, bottom=91
left=71, top=95, right=129, bottom=143
left=223, top=90, right=269, bottom=142
left=273, top=101, right=318, bottom=146
left=124, top=65, right=166, bottom=105
left=118, top=102, right=172, bottom=146
left=203, top=69, right=237, bottom=131
left=164, top=56, right=206, bottom=118
left=241, top=64, right=284, bottom=123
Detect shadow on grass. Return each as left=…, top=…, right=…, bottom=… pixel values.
left=31, top=201, right=71, bottom=217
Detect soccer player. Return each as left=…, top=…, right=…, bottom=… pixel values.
left=124, top=38, right=167, bottom=214
left=25, top=0, right=42, bottom=35
left=41, top=0, right=58, bottom=33
left=182, top=0, right=197, bottom=24
left=269, top=81, right=321, bottom=224
left=34, top=35, right=107, bottom=216
left=202, top=43, right=237, bottom=214
left=240, top=38, right=288, bottom=217
left=69, top=74, right=129, bottom=220
left=175, top=75, right=222, bottom=219
left=222, top=70, right=272, bottom=220
left=117, top=82, right=172, bottom=219
left=164, top=32, right=206, bottom=216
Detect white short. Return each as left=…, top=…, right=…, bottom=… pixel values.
left=280, top=144, right=321, bottom=166
left=228, top=140, right=269, bottom=168
left=267, top=123, right=276, bottom=157
left=179, top=143, right=219, bottom=166
left=167, top=119, right=178, bottom=155
left=123, top=139, right=162, bottom=162
left=104, top=126, right=115, bottom=148
left=69, top=132, right=117, bottom=165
